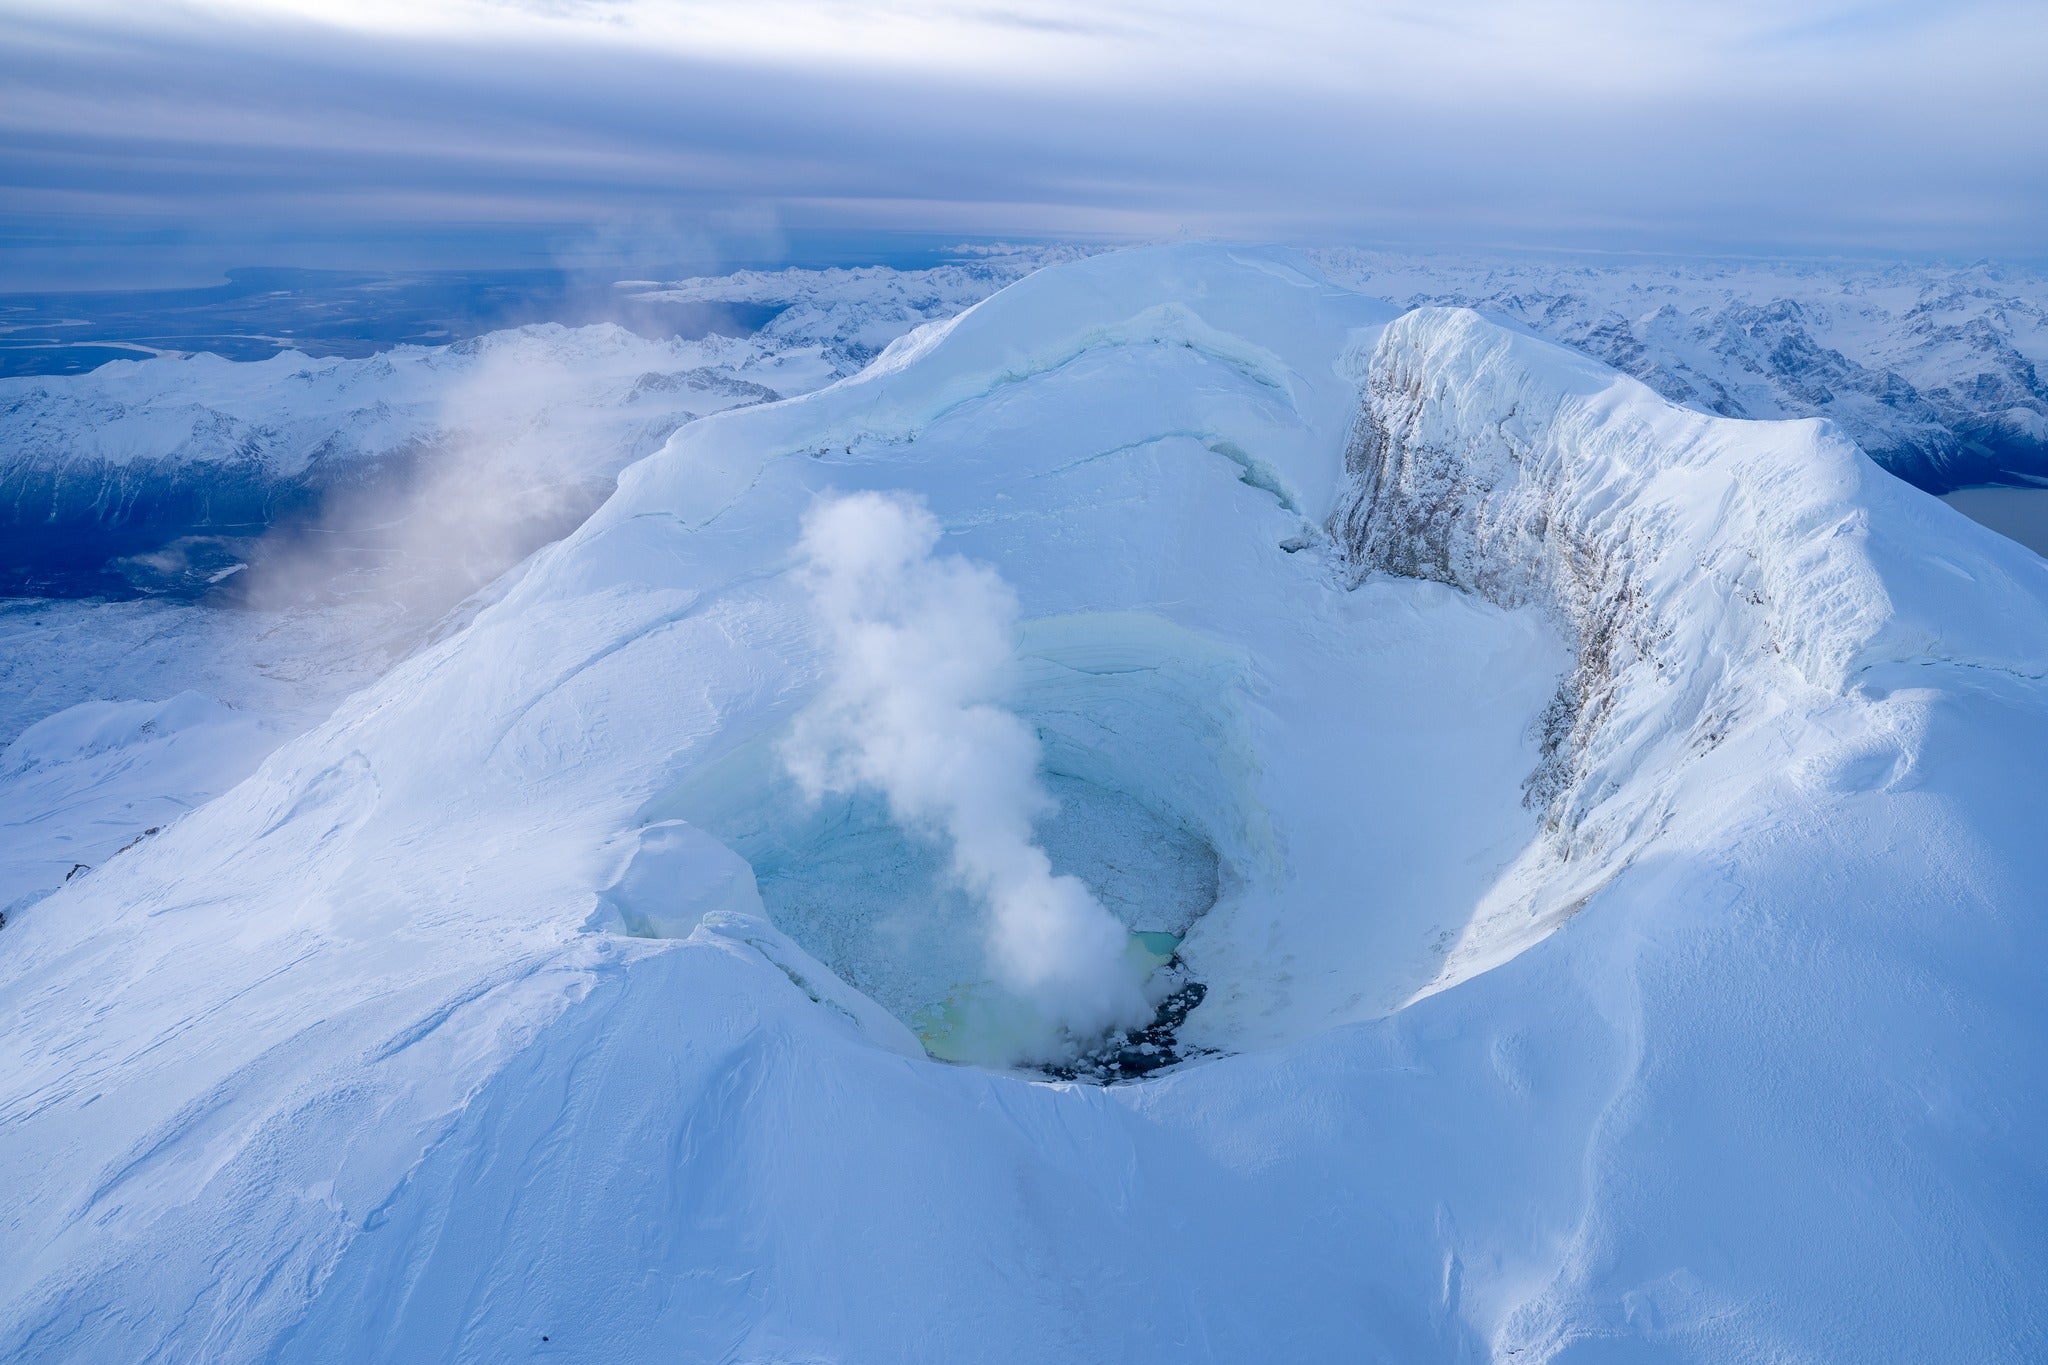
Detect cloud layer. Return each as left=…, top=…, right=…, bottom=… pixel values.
left=3, top=0, right=2045, bottom=282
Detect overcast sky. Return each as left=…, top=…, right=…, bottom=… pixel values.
left=4, top=0, right=2044, bottom=286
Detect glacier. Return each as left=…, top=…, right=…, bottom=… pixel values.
left=2, top=244, right=2046, bottom=1361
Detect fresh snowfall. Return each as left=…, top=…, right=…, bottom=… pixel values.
left=3, top=245, right=2046, bottom=1361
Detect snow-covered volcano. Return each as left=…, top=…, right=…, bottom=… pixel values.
left=3, top=246, right=2045, bottom=1361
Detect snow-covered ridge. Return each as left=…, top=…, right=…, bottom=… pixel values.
left=1334, top=304, right=2048, bottom=982
left=5, top=243, right=2041, bottom=599
left=1311, top=248, right=2048, bottom=492
left=2, top=246, right=2045, bottom=1360
left=1345, top=310, right=2048, bottom=694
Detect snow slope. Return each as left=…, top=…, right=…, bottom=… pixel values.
left=3, top=245, right=2045, bottom=1361
left=0, top=329, right=796, bottom=928
left=0, top=594, right=404, bottom=921
left=0, top=262, right=1044, bottom=926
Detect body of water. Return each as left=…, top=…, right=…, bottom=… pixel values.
left=1942, top=486, right=2048, bottom=558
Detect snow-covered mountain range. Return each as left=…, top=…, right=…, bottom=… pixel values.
left=3, top=245, right=2039, bottom=625
left=0, top=256, right=1061, bottom=922
left=623, top=246, right=1096, bottom=375
left=3, top=245, right=2044, bottom=1360
left=1310, top=248, right=2048, bottom=493
left=0, top=324, right=804, bottom=601
left=0, top=252, right=1084, bottom=603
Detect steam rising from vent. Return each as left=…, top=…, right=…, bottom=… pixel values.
left=784, top=491, right=1150, bottom=1051
left=237, top=342, right=611, bottom=627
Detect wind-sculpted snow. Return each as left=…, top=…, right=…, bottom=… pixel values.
left=1333, top=305, right=2048, bottom=984
left=0, top=285, right=999, bottom=923
left=1313, top=248, right=2048, bottom=493
left=2, top=246, right=2045, bottom=1362
left=0, top=321, right=848, bottom=923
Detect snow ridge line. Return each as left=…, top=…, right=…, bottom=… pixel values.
left=1325, top=306, right=2047, bottom=990
left=1333, top=310, right=1727, bottom=849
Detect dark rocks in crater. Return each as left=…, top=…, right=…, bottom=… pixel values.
left=1039, top=960, right=1212, bottom=1085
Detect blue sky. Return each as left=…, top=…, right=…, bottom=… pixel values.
left=3, top=0, right=2044, bottom=286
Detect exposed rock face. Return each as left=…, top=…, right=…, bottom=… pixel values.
left=1311, top=249, right=2048, bottom=493
left=1328, top=306, right=2048, bottom=961
left=1330, top=309, right=1666, bottom=849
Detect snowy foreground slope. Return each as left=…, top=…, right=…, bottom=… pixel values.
left=4, top=246, right=2047, bottom=1361
left=0, top=346, right=783, bottom=927
left=0, top=264, right=1049, bottom=925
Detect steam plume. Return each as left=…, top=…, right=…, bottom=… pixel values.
left=784, top=491, right=1149, bottom=1048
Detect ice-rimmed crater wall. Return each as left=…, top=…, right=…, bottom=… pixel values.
left=588, top=259, right=1576, bottom=1061
left=638, top=611, right=1268, bottom=1053
left=8, top=246, right=2048, bottom=1364
left=1332, top=306, right=2048, bottom=990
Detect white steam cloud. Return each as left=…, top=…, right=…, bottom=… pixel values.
left=784, top=491, right=1150, bottom=1046
left=240, top=340, right=612, bottom=630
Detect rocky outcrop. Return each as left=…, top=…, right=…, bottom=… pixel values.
left=1311, top=249, right=2048, bottom=493
left=1329, top=306, right=2048, bottom=945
